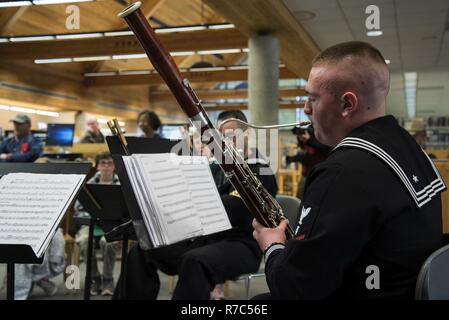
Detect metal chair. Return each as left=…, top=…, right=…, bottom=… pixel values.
left=235, top=195, right=301, bottom=299
left=275, top=195, right=301, bottom=226
left=415, top=243, right=449, bottom=300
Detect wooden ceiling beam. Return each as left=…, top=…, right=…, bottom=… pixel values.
left=0, top=86, right=139, bottom=120
left=0, top=62, right=160, bottom=120
left=203, top=0, right=320, bottom=78
left=0, top=28, right=247, bottom=60
left=150, top=87, right=306, bottom=102
left=128, top=0, right=166, bottom=25
left=0, top=7, right=28, bottom=36
left=87, top=67, right=297, bottom=87
left=88, top=0, right=166, bottom=74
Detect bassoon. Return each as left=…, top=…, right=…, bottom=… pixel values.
left=117, top=1, right=308, bottom=239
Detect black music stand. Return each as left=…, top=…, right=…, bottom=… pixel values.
left=106, top=136, right=188, bottom=298
left=0, top=162, right=91, bottom=300
left=106, top=136, right=188, bottom=249
left=76, top=184, right=131, bottom=300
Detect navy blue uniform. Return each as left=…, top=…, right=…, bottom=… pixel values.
left=264, top=116, right=445, bottom=299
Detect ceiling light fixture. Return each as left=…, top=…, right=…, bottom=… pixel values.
left=112, top=54, right=147, bottom=60
left=227, top=65, right=249, bottom=70
left=35, top=110, right=60, bottom=117
left=118, top=70, right=151, bottom=75
left=367, top=30, right=383, bottom=37
left=190, top=66, right=227, bottom=72
left=82, top=64, right=285, bottom=77
left=1, top=23, right=236, bottom=43
left=0, top=105, right=59, bottom=117
left=10, top=106, right=36, bottom=114
left=0, top=1, right=32, bottom=8
left=208, top=24, right=235, bottom=29
left=56, top=33, right=103, bottom=40
left=10, top=35, right=55, bottom=42
left=155, top=26, right=207, bottom=33
left=198, top=49, right=242, bottom=55
left=34, top=58, right=73, bottom=64
left=0, top=0, right=94, bottom=6
left=404, top=72, right=418, bottom=119
left=73, top=56, right=111, bottom=62
left=34, top=47, right=249, bottom=65
left=32, top=0, right=94, bottom=4
left=170, top=51, right=195, bottom=57
left=104, top=31, right=134, bottom=37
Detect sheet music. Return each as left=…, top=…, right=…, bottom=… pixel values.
left=130, top=154, right=204, bottom=245
left=0, top=173, right=85, bottom=257
left=178, top=156, right=231, bottom=235
left=124, top=156, right=164, bottom=247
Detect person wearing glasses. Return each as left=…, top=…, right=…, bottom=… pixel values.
left=74, top=152, right=120, bottom=296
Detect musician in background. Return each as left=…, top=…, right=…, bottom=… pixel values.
left=114, top=110, right=277, bottom=300
left=252, top=41, right=444, bottom=299
left=137, top=110, right=162, bottom=139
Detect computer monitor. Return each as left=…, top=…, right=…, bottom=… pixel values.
left=159, top=124, right=188, bottom=140
left=46, top=123, right=75, bottom=147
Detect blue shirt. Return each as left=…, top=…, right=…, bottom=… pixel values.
left=0, top=133, right=43, bottom=162
left=139, top=132, right=162, bottom=139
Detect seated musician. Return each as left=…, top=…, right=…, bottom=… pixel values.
left=137, top=110, right=162, bottom=139
left=113, top=110, right=277, bottom=300
left=252, top=41, right=445, bottom=299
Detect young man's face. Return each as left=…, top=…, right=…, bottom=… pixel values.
left=97, top=157, right=115, bottom=177
left=304, top=66, right=343, bottom=147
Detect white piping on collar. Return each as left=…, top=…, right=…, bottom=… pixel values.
left=335, top=137, right=445, bottom=208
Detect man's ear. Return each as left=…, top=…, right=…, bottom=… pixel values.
left=340, top=92, right=358, bottom=117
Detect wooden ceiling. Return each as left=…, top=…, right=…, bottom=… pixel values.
left=1, top=0, right=225, bottom=36
left=0, top=0, right=315, bottom=121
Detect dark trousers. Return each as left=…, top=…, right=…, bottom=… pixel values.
left=114, top=238, right=261, bottom=300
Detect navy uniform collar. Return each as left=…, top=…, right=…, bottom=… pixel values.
left=333, top=115, right=446, bottom=208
